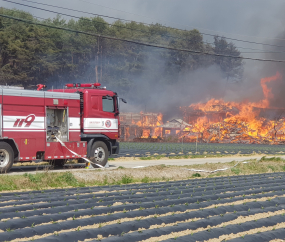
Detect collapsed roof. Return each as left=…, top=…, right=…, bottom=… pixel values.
left=159, top=119, right=191, bottom=129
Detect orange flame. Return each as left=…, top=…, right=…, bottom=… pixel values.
left=182, top=72, right=284, bottom=144
left=134, top=112, right=163, bottom=138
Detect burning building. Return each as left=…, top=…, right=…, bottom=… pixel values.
left=120, top=72, right=285, bottom=144
left=119, top=112, right=163, bottom=141
left=180, top=72, right=285, bottom=144
left=159, top=119, right=191, bottom=137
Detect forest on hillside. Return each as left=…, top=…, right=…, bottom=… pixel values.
left=0, top=8, right=243, bottom=98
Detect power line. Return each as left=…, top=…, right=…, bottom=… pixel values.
left=3, top=0, right=209, bottom=45
left=22, top=0, right=143, bottom=25
left=1, top=13, right=285, bottom=63
left=240, top=51, right=285, bottom=54
left=76, top=0, right=285, bottom=44
left=9, top=0, right=271, bottom=54
left=3, top=3, right=285, bottom=55
left=6, top=2, right=279, bottom=54
left=6, top=0, right=285, bottom=50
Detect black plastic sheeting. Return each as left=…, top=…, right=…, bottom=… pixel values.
left=0, top=172, right=280, bottom=205
left=35, top=208, right=285, bottom=242
left=0, top=172, right=281, bottom=200
left=161, top=215, right=285, bottom=242
left=118, top=142, right=285, bottom=158
left=0, top=173, right=285, bottom=241
left=227, top=228, right=285, bottom=242
left=1, top=196, right=284, bottom=241
left=0, top=183, right=284, bottom=233
left=0, top=173, right=283, bottom=218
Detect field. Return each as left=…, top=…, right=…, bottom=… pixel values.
left=1, top=173, right=285, bottom=241
left=119, top=142, right=285, bottom=157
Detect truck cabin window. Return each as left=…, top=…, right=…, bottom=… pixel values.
left=102, top=96, right=115, bottom=113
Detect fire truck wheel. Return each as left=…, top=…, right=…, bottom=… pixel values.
left=0, top=142, right=14, bottom=173
left=90, top=141, right=109, bottom=167
left=49, top=159, right=66, bottom=167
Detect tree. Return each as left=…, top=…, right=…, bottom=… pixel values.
left=213, top=36, right=243, bottom=82
left=0, top=7, right=243, bottom=93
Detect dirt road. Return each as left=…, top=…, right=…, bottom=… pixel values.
left=110, top=155, right=274, bottom=168
left=7, top=155, right=283, bottom=175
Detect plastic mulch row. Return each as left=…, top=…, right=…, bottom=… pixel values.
left=0, top=180, right=283, bottom=224
left=0, top=173, right=282, bottom=216
left=0, top=172, right=281, bottom=200
left=1, top=192, right=285, bottom=240
left=161, top=215, right=285, bottom=242
left=32, top=205, right=285, bottom=242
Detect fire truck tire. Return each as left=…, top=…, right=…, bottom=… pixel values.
left=49, top=159, right=66, bottom=167
left=0, top=142, right=14, bottom=173
left=90, top=141, right=109, bottom=167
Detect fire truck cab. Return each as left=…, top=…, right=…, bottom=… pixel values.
left=0, top=83, right=121, bottom=173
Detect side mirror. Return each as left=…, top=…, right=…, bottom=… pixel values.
left=105, top=95, right=113, bottom=100
left=120, top=98, right=127, bottom=104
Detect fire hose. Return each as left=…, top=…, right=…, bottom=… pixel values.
left=55, top=137, right=105, bottom=168
left=55, top=136, right=250, bottom=171
left=187, top=160, right=248, bottom=173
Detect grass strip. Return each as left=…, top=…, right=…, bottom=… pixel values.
left=0, top=157, right=285, bottom=192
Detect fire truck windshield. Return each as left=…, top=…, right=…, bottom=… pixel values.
left=102, top=96, right=115, bottom=113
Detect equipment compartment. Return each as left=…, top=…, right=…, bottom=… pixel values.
left=46, top=108, right=68, bottom=142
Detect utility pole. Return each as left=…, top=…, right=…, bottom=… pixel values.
left=195, top=134, right=198, bottom=154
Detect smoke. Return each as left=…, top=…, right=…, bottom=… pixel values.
left=5, top=0, right=285, bottom=118
left=122, top=65, right=221, bottom=109
left=261, top=34, right=285, bottom=109
left=117, top=53, right=233, bottom=121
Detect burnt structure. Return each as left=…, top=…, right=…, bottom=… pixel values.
left=119, top=112, right=163, bottom=141
left=159, top=119, right=191, bottom=137
left=181, top=105, right=239, bottom=125
left=181, top=104, right=285, bottom=144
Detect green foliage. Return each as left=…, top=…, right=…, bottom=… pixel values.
left=192, top=173, right=201, bottom=178
left=140, top=156, right=153, bottom=160
left=121, top=175, right=133, bottom=184
left=141, top=176, right=150, bottom=183
left=231, top=168, right=241, bottom=175
left=260, top=156, right=284, bottom=162
left=0, top=8, right=242, bottom=91
left=55, top=172, right=79, bottom=186
left=214, top=36, right=243, bottom=82
left=267, top=165, right=276, bottom=171
left=23, top=173, right=43, bottom=183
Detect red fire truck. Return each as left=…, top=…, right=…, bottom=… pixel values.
left=0, top=83, right=124, bottom=173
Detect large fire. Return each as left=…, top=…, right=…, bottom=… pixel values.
left=120, top=112, right=163, bottom=140
left=120, top=72, right=285, bottom=144
left=133, top=113, right=163, bottom=138
left=182, top=72, right=285, bottom=144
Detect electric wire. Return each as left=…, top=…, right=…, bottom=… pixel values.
left=1, top=13, right=285, bottom=63
left=73, top=0, right=285, bottom=44
left=0, top=2, right=249, bottom=55
left=3, top=8, right=285, bottom=56
left=4, top=0, right=285, bottom=50
left=3, top=0, right=285, bottom=56
left=3, top=0, right=207, bottom=44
